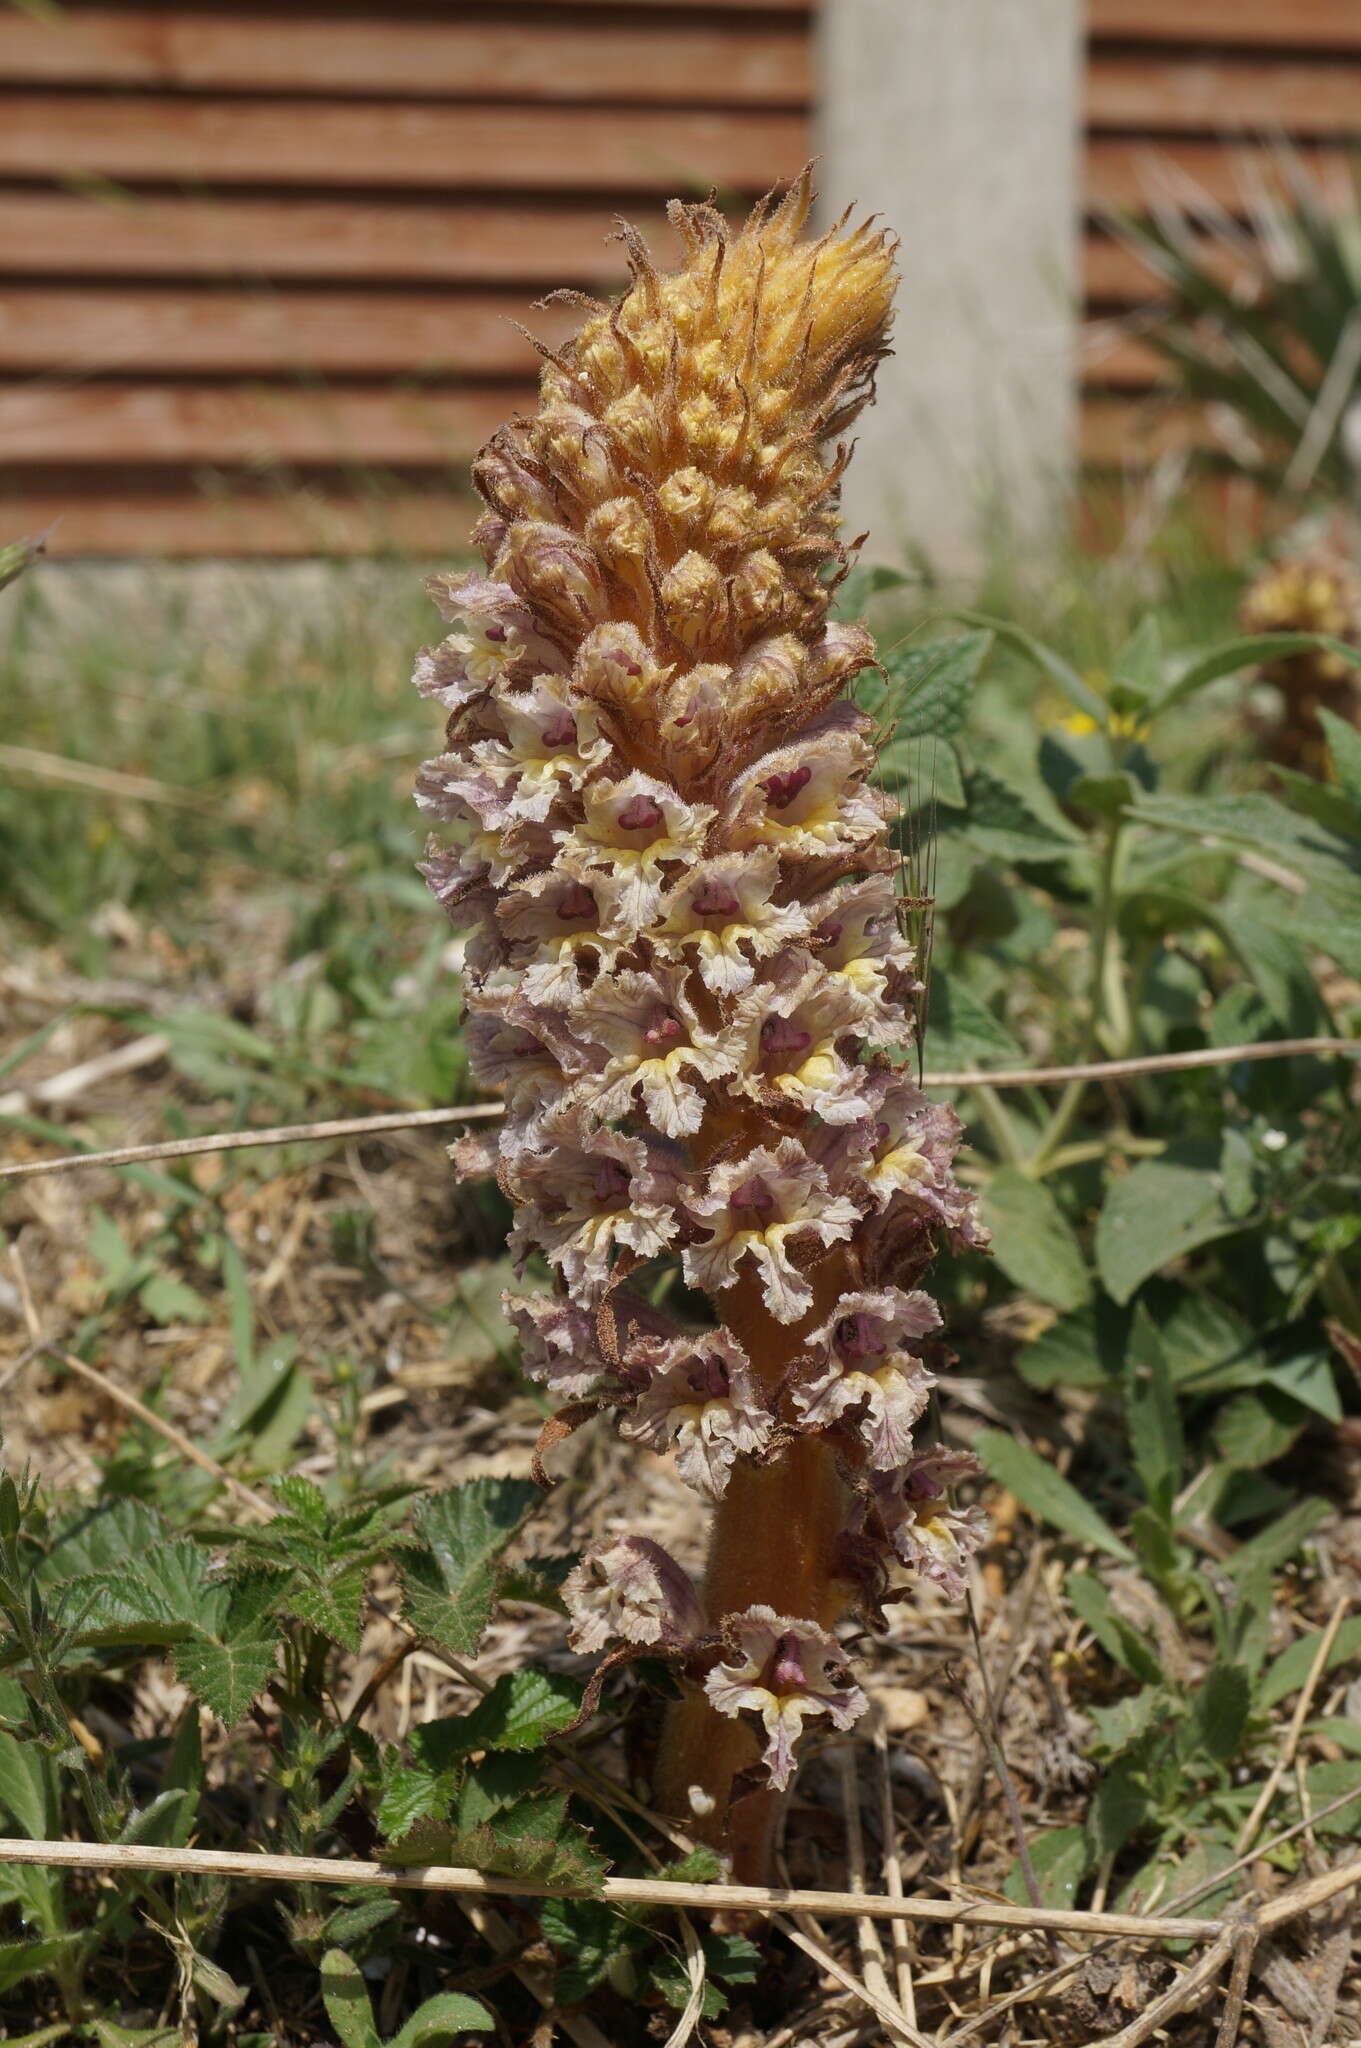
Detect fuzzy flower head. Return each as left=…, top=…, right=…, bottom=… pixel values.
left=704, top=1606, right=867, bottom=1789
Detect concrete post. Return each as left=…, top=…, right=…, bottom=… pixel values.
left=817, top=0, right=1082, bottom=582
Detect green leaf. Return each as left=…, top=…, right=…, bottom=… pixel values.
left=1088, top=1689, right=1164, bottom=1758
left=1124, top=1309, right=1183, bottom=1514
left=376, top=1762, right=459, bottom=1841
left=975, top=1432, right=1133, bottom=1562
left=920, top=973, right=1023, bottom=1073
left=1016, top=1299, right=1129, bottom=1390
left=876, top=733, right=966, bottom=810
left=540, top=1896, right=633, bottom=2002
left=0, top=1934, right=84, bottom=1996
left=1086, top=1759, right=1148, bottom=1862
left=962, top=765, right=1080, bottom=865
left=1095, top=1149, right=1234, bottom=1304
left=1068, top=770, right=1138, bottom=817
left=436, top=1670, right=582, bottom=1757
left=391, top=1993, right=496, bottom=2046
left=138, top=1270, right=212, bottom=1326
left=1064, top=1570, right=1163, bottom=1685
left=939, top=608, right=1105, bottom=720
left=1154, top=633, right=1336, bottom=713
left=1260, top=1617, right=1361, bottom=1710
left=1320, top=707, right=1361, bottom=808
left=881, top=631, right=992, bottom=739
left=174, top=1630, right=278, bottom=1725
left=1301, top=1759, right=1361, bottom=1837
left=1214, top=1388, right=1310, bottom=1471
left=0, top=1732, right=56, bottom=1842
left=980, top=1169, right=1091, bottom=1312
left=381, top=1793, right=606, bottom=1895
left=1191, top=1663, right=1251, bottom=1764
left=1002, top=1826, right=1088, bottom=1909
left=320, top=1949, right=380, bottom=2048
left=400, top=1478, right=541, bottom=1656
left=1220, top=1495, right=1330, bottom=1584
left=0, top=532, right=44, bottom=594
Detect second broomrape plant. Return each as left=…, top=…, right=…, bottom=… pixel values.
left=415, top=175, right=987, bottom=1882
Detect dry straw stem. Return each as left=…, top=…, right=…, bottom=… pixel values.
left=0, top=1837, right=1267, bottom=1938
left=2, top=1038, right=1355, bottom=1186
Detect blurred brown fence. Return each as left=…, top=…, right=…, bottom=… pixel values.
left=1, top=0, right=1360, bottom=555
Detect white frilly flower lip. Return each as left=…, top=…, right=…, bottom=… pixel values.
left=506, top=1100, right=680, bottom=1303
left=569, top=964, right=740, bottom=1139
left=723, top=705, right=886, bottom=857
left=564, top=1533, right=706, bottom=1655
left=703, top=1604, right=867, bottom=1789
left=867, top=1449, right=989, bottom=1602
left=470, top=675, right=613, bottom=823
left=619, top=1327, right=773, bottom=1498
left=682, top=1137, right=859, bottom=1324
left=732, top=962, right=887, bottom=1126
left=416, top=572, right=564, bottom=710
left=558, top=769, right=716, bottom=929
left=652, top=846, right=810, bottom=995
left=792, top=1287, right=941, bottom=1468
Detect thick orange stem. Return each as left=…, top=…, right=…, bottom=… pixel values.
left=653, top=1257, right=855, bottom=1881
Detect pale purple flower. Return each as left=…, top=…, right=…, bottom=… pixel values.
left=470, top=676, right=612, bottom=823
left=558, top=771, right=715, bottom=929
left=868, top=1449, right=988, bottom=1602
left=565, top=1534, right=705, bottom=1655
left=619, top=1329, right=773, bottom=1498
left=792, top=1288, right=941, bottom=1468
left=683, top=1138, right=860, bottom=1324
left=653, top=847, right=811, bottom=996
left=506, top=1101, right=678, bottom=1301
left=569, top=965, right=739, bottom=1138
left=503, top=1292, right=610, bottom=1400
left=732, top=963, right=886, bottom=1125
left=703, top=1605, right=866, bottom=1789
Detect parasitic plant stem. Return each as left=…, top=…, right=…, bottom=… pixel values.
left=415, top=172, right=987, bottom=1881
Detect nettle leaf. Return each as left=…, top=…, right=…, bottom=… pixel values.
left=381, top=1792, right=606, bottom=1894
left=174, top=1631, right=278, bottom=1725
left=454, top=1753, right=545, bottom=1833
left=40, top=1498, right=168, bottom=1588
left=541, top=1896, right=636, bottom=2003
left=376, top=1761, right=460, bottom=1841
left=876, top=733, right=966, bottom=810
left=421, top=1670, right=582, bottom=1761
left=400, top=1478, right=541, bottom=1656
left=980, top=1169, right=1091, bottom=1312
left=976, top=1432, right=1133, bottom=1562
left=880, top=631, right=991, bottom=739
left=0, top=1728, right=58, bottom=1841
left=962, top=765, right=1080, bottom=866
left=1191, top=1662, right=1251, bottom=1764
left=1002, top=1827, right=1087, bottom=1910
left=1088, top=1689, right=1164, bottom=1759
left=1095, top=1148, right=1235, bottom=1304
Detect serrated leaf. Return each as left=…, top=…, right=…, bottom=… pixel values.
left=0, top=1933, right=85, bottom=1995
left=980, top=1169, right=1091, bottom=1312
left=376, top=1762, right=459, bottom=1841
left=452, top=1669, right=581, bottom=1754
left=876, top=733, right=966, bottom=809
left=1214, top=1388, right=1309, bottom=1470
left=541, top=1896, right=633, bottom=2002
left=1088, top=1689, right=1163, bottom=1758
left=963, top=765, right=1080, bottom=865
left=975, top=1432, right=1133, bottom=1561
left=881, top=631, right=991, bottom=739
left=1192, top=1663, right=1250, bottom=1763
left=320, top=1949, right=380, bottom=2048
left=174, top=1630, right=278, bottom=1724
left=1095, top=1149, right=1234, bottom=1304
left=1301, top=1759, right=1361, bottom=1837
left=1320, top=707, right=1361, bottom=808
left=391, top=1992, right=496, bottom=2046
left=381, top=1792, right=606, bottom=1895
left=400, top=1478, right=540, bottom=1656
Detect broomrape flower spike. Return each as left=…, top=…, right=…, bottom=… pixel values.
left=415, top=170, right=986, bottom=1882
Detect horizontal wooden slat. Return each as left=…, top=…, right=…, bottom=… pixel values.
left=1089, top=0, right=1361, bottom=48
left=1080, top=332, right=1171, bottom=386
left=1087, top=137, right=1352, bottom=210
left=0, top=192, right=660, bottom=284
left=1081, top=396, right=1207, bottom=461
left=0, top=393, right=1206, bottom=493
left=1088, top=54, right=1361, bottom=132
left=0, top=287, right=578, bottom=373
left=0, top=483, right=478, bottom=556
left=0, top=111, right=1334, bottom=211
left=0, top=94, right=809, bottom=191
left=0, top=11, right=809, bottom=105
left=0, top=382, right=536, bottom=462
